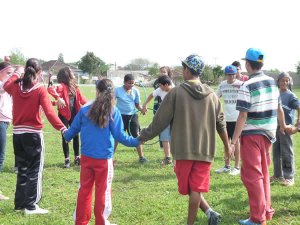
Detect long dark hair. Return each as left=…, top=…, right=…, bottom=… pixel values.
left=15, top=58, right=41, bottom=90
left=57, top=67, right=77, bottom=95
left=88, top=79, right=114, bottom=128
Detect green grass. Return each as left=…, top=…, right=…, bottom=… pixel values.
left=0, top=85, right=300, bottom=225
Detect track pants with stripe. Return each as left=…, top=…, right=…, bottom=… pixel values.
left=75, top=155, right=113, bottom=225
left=13, top=133, right=44, bottom=210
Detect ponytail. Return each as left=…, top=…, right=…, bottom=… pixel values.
left=15, top=58, right=41, bottom=90
left=88, top=79, right=114, bottom=127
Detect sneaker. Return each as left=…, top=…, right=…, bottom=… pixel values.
left=0, top=193, right=9, bottom=201
left=25, top=205, right=49, bottom=215
left=139, top=157, right=148, bottom=163
left=282, top=178, right=294, bottom=186
left=239, top=218, right=266, bottom=225
left=14, top=207, right=25, bottom=212
left=162, top=157, right=172, bottom=165
left=208, top=211, right=221, bottom=225
left=229, top=167, right=240, bottom=176
left=64, top=159, right=70, bottom=168
left=14, top=167, right=18, bottom=174
left=215, top=166, right=231, bottom=173
left=74, top=157, right=80, bottom=166
left=270, top=176, right=284, bottom=183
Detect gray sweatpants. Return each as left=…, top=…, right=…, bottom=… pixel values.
left=272, top=127, right=294, bottom=179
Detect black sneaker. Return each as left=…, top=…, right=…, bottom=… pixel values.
left=208, top=211, right=222, bottom=225
left=139, top=157, right=148, bottom=163
left=64, top=159, right=70, bottom=168
left=74, top=157, right=80, bottom=166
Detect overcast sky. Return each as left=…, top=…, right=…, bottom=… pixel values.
left=2, top=0, right=300, bottom=72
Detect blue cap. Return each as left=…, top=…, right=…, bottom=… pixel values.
left=182, top=54, right=205, bottom=76
left=224, top=65, right=237, bottom=75
left=242, top=48, right=264, bottom=62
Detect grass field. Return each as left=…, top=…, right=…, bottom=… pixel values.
left=0, top=85, right=299, bottom=225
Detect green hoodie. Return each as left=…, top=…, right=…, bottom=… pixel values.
left=139, top=80, right=226, bottom=162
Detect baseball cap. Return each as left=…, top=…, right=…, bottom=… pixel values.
left=182, top=54, right=205, bottom=76
left=242, top=48, right=264, bottom=62
left=224, top=65, right=237, bottom=75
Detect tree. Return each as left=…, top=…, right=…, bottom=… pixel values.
left=212, top=65, right=223, bottom=80
left=124, top=58, right=150, bottom=70
left=78, top=52, right=110, bottom=76
left=58, top=53, right=64, bottom=62
left=148, top=63, right=160, bottom=77
left=9, top=49, right=27, bottom=65
left=296, top=61, right=300, bottom=74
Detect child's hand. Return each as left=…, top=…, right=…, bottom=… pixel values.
left=57, top=98, right=66, bottom=109
left=141, top=106, right=147, bottom=115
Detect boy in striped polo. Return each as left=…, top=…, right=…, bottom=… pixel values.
left=230, top=48, right=286, bottom=225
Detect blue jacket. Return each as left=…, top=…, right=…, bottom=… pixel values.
left=64, top=103, right=139, bottom=159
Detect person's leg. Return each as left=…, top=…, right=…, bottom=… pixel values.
left=130, top=114, right=146, bottom=160
left=75, top=155, right=95, bottom=225
left=240, top=135, right=269, bottom=223
left=280, top=133, right=294, bottom=180
left=23, top=133, right=45, bottom=210
left=0, top=122, right=8, bottom=172
left=94, top=158, right=114, bottom=225
left=70, top=110, right=80, bottom=159
left=13, top=134, right=27, bottom=210
left=272, top=129, right=283, bottom=178
left=187, top=191, right=201, bottom=225
left=261, top=137, right=274, bottom=221
left=58, top=114, right=70, bottom=162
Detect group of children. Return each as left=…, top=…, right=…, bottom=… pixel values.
left=0, top=49, right=299, bottom=225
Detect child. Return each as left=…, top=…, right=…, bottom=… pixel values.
left=232, top=61, right=249, bottom=81
left=271, top=72, right=300, bottom=186
left=48, top=67, right=87, bottom=168
left=114, top=74, right=147, bottom=163
left=0, top=62, right=14, bottom=172
left=141, top=75, right=173, bottom=164
left=64, top=79, right=139, bottom=225
left=139, top=54, right=232, bottom=225
left=231, top=48, right=286, bottom=225
left=153, top=66, right=173, bottom=113
left=215, top=65, right=243, bottom=175
left=4, top=58, right=67, bottom=214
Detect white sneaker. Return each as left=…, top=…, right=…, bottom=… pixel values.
left=0, top=193, right=9, bottom=200
left=215, top=166, right=231, bottom=173
left=25, top=205, right=49, bottom=215
left=229, top=167, right=240, bottom=176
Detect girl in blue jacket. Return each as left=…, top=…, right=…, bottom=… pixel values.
left=64, top=79, right=139, bottom=225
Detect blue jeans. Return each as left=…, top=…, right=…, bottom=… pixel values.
left=0, top=121, right=9, bottom=172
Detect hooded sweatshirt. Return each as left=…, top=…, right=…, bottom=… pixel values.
left=139, top=80, right=226, bottom=162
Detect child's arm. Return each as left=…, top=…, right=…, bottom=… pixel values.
left=47, top=85, right=66, bottom=108
left=295, top=106, right=300, bottom=127
left=3, top=70, right=22, bottom=94
left=141, top=93, right=154, bottom=115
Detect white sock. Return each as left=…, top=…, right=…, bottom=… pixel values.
left=205, top=208, right=213, bottom=218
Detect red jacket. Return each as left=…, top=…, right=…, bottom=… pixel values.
left=3, top=72, right=66, bottom=133
left=47, top=83, right=87, bottom=121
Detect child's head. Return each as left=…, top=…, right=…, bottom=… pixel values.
left=89, top=79, right=115, bottom=128
left=123, top=74, right=135, bottom=90
left=160, top=66, right=172, bottom=78
left=277, top=72, right=292, bottom=91
left=181, top=54, right=205, bottom=78
left=57, top=67, right=75, bottom=86
left=224, top=65, right=237, bottom=82
left=21, top=58, right=42, bottom=90
left=232, top=61, right=242, bottom=76
left=0, top=62, right=13, bottom=81
left=157, top=75, right=172, bottom=91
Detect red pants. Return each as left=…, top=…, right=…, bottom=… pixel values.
left=240, top=135, right=275, bottom=223
left=75, top=155, right=114, bottom=225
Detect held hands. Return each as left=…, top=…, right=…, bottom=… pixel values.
left=57, top=98, right=66, bottom=109
left=141, top=106, right=148, bottom=115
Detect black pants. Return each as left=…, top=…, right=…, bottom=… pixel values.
left=59, top=110, right=79, bottom=159
left=13, top=133, right=44, bottom=210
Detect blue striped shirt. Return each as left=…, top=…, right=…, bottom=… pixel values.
left=236, top=71, right=279, bottom=143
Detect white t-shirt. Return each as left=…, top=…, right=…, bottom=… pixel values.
left=152, top=87, right=168, bottom=101
left=216, top=79, right=243, bottom=122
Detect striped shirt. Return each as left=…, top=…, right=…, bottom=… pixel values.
left=236, top=71, right=279, bottom=143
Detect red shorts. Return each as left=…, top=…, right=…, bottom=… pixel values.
left=174, top=160, right=211, bottom=195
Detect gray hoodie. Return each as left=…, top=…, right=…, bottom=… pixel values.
left=139, top=80, right=226, bottom=162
